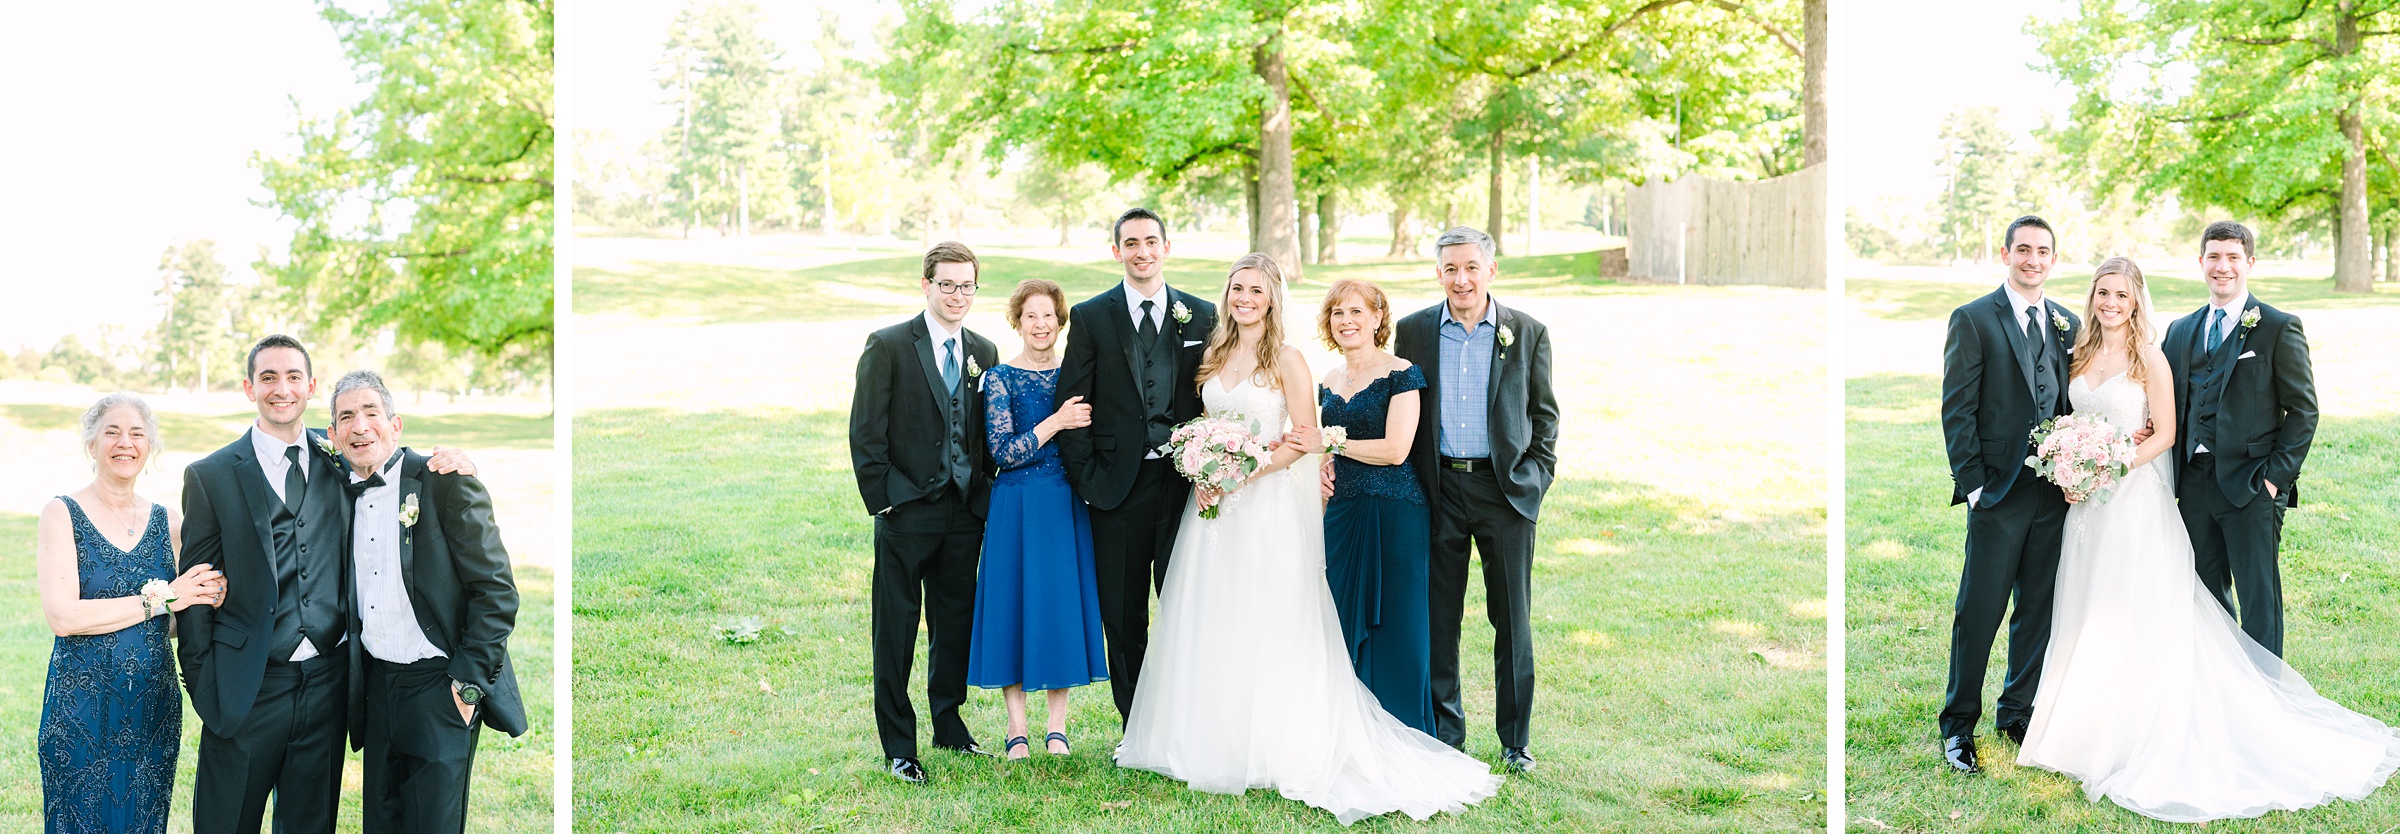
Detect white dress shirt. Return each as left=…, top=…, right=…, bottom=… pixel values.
left=1124, top=280, right=1168, bottom=333
left=923, top=310, right=963, bottom=372
left=250, top=424, right=327, bottom=661
left=2002, top=283, right=2045, bottom=333
left=2193, top=291, right=2253, bottom=454
left=351, top=451, right=447, bottom=664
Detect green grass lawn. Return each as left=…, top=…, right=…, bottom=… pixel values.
left=1850, top=266, right=2400, bottom=323
left=0, top=404, right=554, bottom=452
left=1843, top=372, right=2400, bottom=832
left=569, top=240, right=1826, bottom=831
left=0, top=512, right=555, bottom=830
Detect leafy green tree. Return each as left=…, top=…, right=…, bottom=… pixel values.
left=660, top=0, right=789, bottom=237
left=2035, top=0, right=2400, bottom=291
left=1932, top=107, right=2021, bottom=262
left=255, top=0, right=554, bottom=370
left=152, top=240, right=238, bottom=392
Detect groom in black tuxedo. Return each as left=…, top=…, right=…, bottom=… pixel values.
left=1057, top=207, right=1215, bottom=723
left=2163, top=221, right=2316, bottom=658
left=1937, top=216, right=2080, bottom=773
left=849, top=241, right=1002, bottom=783
left=1393, top=226, right=1557, bottom=772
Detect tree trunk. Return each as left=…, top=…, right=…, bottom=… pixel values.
left=1245, top=155, right=1262, bottom=253
left=2336, top=106, right=2371, bottom=293
left=2386, top=218, right=2398, bottom=283
left=821, top=155, right=835, bottom=237
left=1057, top=210, right=1071, bottom=247
left=1486, top=126, right=1507, bottom=256
left=1525, top=154, right=1540, bottom=257
left=1387, top=204, right=1412, bottom=258
left=1802, top=0, right=1828, bottom=166
left=1318, top=192, right=1338, bottom=265
left=737, top=162, right=752, bottom=237
left=1255, top=32, right=1302, bottom=277
left=1298, top=193, right=1316, bottom=265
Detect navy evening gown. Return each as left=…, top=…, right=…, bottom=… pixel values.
left=1319, top=365, right=1436, bottom=736
left=40, top=498, right=178, bottom=834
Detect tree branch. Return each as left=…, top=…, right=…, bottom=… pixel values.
left=1164, top=140, right=1254, bottom=178
left=1704, top=0, right=1804, bottom=59
left=1014, top=40, right=1136, bottom=55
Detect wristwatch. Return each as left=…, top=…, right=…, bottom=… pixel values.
left=453, top=680, right=486, bottom=706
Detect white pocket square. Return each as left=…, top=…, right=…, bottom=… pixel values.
left=2239, top=350, right=2257, bottom=359
left=1182, top=340, right=1203, bottom=347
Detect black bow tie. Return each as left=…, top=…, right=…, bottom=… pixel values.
left=345, top=473, right=387, bottom=499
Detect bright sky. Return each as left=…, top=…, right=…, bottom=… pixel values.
left=573, top=0, right=892, bottom=141
left=0, top=2, right=362, bottom=353
left=1842, top=0, right=2075, bottom=216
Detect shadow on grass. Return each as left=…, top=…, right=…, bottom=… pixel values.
left=575, top=250, right=1659, bottom=326
left=572, top=407, right=1825, bottom=833
left=0, top=405, right=552, bottom=452
left=1844, top=373, right=2400, bottom=832
left=1851, top=272, right=2400, bottom=323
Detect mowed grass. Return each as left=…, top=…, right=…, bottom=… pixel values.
left=1843, top=372, right=2400, bottom=832
left=0, top=512, right=556, bottom=830
left=1851, top=265, right=2400, bottom=323
left=569, top=238, right=1826, bottom=831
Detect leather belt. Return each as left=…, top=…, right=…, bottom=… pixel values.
left=1440, top=456, right=1491, bottom=473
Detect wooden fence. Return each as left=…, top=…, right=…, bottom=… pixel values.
left=1624, top=164, right=1827, bottom=288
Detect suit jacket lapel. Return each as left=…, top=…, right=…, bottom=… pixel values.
left=1410, top=310, right=1442, bottom=424
left=1485, top=300, right=1510, bottom=409
left=1993, top=291, right=2041, bottom=404
left=232, top=429, right=280, bottom=564
left=397, top=454, right=424, bottom=592
left=911, top=317, right=956, bottom=423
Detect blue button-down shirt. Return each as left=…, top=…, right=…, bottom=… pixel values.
left=1436, top=300, right=1498, bottom=458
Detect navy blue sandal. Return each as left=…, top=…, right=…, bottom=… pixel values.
left=1045, top=731, right=1070, bottom=755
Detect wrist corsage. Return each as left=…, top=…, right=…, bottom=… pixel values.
left=140, top=578, right=174, bottom=618
left=1321, top=426, right=1348, bottom=458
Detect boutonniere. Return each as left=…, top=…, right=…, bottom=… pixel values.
left=1497, top=324, right=1515, bottom=348
left=313, top=435, right=338, bottom=459
left=1170, top=300, right=1192, bottom=324
left=398, top=492, right=419, bottom=528
left=2051, top=311, right=2069, bottom=333
left=965, top=356, right=983, bottom=379
left=2239, top=307, right=2260, bottom=331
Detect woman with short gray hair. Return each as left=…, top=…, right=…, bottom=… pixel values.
left=34, top=392, right=224, bottom=832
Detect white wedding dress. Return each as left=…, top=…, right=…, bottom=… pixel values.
left=1116, top=375, right=1502, bottom=824
left=2019, top=370, right=2400, bottom=821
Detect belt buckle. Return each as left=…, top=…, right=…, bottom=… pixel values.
left=1448, top=458, right=1472, bottom=472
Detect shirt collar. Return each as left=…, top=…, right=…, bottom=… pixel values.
left=921, top=310, right=963, bottom=345
left=1439, top=297, right=1500, bottom=328
left=251, top=422, right=305, bottom=462
left=1125, top=281, right=1168, bottom=310
left=2002, top=283, right=2044, bottom=316
left=2209, top=292, right=2252, bottom=319
left=350, top=448, right=405, bottom=484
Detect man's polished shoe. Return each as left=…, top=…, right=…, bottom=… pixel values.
left=1502, top=747, right=1537, bottom=772
left=1999, top=721, right=2028, bottom=746
left=1942, top=736, right=1980, bottom=774
left=888, top=757, right=928, bottom=784
left=936, top=741, right=997, bottom=758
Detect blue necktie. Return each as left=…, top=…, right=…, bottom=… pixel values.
left=2206, top=308, right=2226, bottom=353
left=941, top=337, right=960, bottom=392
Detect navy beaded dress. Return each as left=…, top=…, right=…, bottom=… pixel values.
left=966, top=364, right=1110, bottom=691
left=40, top=498, right=178, bottom=834
left=1318, top=365, right=1436, bottom=736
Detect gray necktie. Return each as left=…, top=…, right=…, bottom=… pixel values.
left=941, top=337, right=960, bottom=392
left=2206, top=308, right=2227, bottom=353
left=282, top=445, right=306, bottom=513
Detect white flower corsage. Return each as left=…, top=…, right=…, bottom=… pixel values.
left=1497, top=324, right=1515, bottom=347
left=1321, top=425, right=1348, bottom=458
left=2051, top=311, right=2069, bottom=332
left=966, top=356, right=983, bottom=379
left=2239, top=307, right=2261, bottom=330
left=314, top=435, right=338, bottom=458
left=399, top=492, right=420, bottom=528
left=140, top=578, right=174, bottom=619
left=1171, top=300, right=1193, bottom=324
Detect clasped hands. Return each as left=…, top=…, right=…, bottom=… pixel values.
left=168, top=563, right=226, bottom=612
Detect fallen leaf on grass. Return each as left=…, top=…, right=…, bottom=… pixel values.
left=758, top=677, right=774, bottom=694
left=1857, top=817, right=1890, bottom=830
left=1950, top=810, right=1964, bottom=820
left=1099, top=801, right=1133, bottom=810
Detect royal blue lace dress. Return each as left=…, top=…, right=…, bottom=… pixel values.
left=966, top=364, right=1110, bottom=691
left=40, top=498, right=178, bottom=834
left=1319, top=365, right=1436, bottom=736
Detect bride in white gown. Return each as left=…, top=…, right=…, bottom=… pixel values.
left=2018, top=257, right=2400, bottom=822
left=1116, top=253, right=1501, bottom=824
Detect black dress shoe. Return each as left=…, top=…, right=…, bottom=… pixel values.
left=1999, top=721, right=2028, bottom=746
left=888, top=757, right=927, bottom=784
left=1502, top=747, right=1537, bottom=772
left=1942, top=736, right=1980, bottom=774
left=936, top=741, right=996, bottom=758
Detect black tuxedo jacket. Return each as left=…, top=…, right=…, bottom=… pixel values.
left=342, top=448, right=527, bottom=745
left=1057, top=284, right=1216, bottom=511
left=176, top=426, right=349, bottom=735
left=2162, top=298, right=2316, bottom=508
left=850, top=315, right=1000, bottom=516
left=1393, top=299, right=1559, bottom=522
left=1941, top=287, right=2080, bottom=506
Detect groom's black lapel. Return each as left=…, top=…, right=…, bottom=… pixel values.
left=909, top=316, right=956, bottom=423
left=230, top=431, right=280, bottom=568
left=1992, top=290, right=2041, bottom=407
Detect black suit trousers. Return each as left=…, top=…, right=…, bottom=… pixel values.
left=1428, top=466, right=1537, bottom=750
left=193, top=653, right=347, bottom=834
left=871, top=491, right=982, bottom=759
left=1941, top=477, right=2064, bottom=738
left=1088, top=457, right=1185, bottom=722
left=363, top=657, right=481, bottom=834
left=2180, top=455, right=2286, bottom=657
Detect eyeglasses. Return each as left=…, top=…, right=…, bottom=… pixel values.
left=932, top=280, right=980, bottom=296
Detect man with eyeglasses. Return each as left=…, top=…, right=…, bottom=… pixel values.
left=849, top=241, right=1002, bottom=783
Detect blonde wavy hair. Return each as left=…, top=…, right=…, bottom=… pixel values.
left=2069, top=256, right=2157, bottom=385
left=1195, top=253, right=1290, bottom=393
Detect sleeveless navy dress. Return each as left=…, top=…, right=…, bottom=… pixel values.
left=966, top=364, right=1110, bottom=691
left=1319, top=365, right=1436, bottom=735
left=40, top=498, right=178, bottom=834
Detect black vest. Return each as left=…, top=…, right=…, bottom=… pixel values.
left=2023, top=315, right=2060, bottom=419
left=2188, top=327, right=2238, bottom=455
left=1136, top=318, right=1177, bottom=450
left=266, top=459, right=347, bottom=659
left=941, top=370, right=973, bottom=495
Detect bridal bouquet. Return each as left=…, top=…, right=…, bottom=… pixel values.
left=1159, top=413, right=1272, bottom=519
left=2025, top=414, right=2137, bottom=503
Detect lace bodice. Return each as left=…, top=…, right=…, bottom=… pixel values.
left=2069, top=370, right=2149, bottom=435
left=1203, top=372, right=1291, bottom=438
left=983, top=363, right=1067, bottom=486
left=1320, top=366, right=1428, bottom=505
